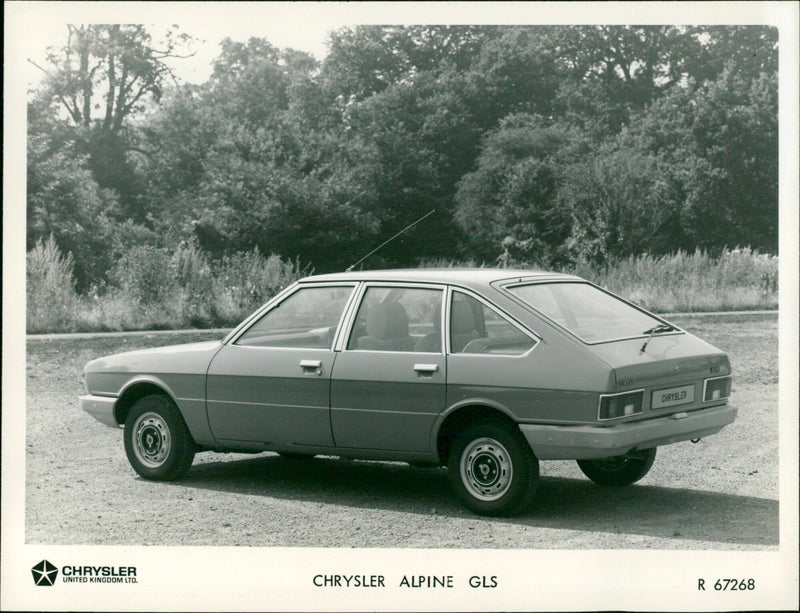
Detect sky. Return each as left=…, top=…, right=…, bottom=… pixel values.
left=18, top=1, right=601, bottom=89
left=135, top=20, right=339, bottom=84
left=21, top=5, right=355, bottom=88
left=17, top=1, right=793, bottom=89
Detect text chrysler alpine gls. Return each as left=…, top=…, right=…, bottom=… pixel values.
left=81, top=269, right=736, bottom=515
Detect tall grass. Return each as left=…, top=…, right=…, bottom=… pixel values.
left=25, top=240, right=310, bottom=333
left=26, top=241, right=777, bottom=333
left=422, top=247, right=778, bottom=313
left=27, top=235, right=80, bottom=333
left=567, top=248, right=779, bottom=312
left=209, top=249, right=312, bottom=325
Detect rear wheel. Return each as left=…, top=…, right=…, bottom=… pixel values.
left=447, top=421, right=539, bottom=516
left=278, top=452, right=315, bottom=460
left=577, top=448, right=657, bottom=486
left=124, top=395, right=196, bottom=480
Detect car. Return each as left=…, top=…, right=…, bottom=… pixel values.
left=81, top=268, right=736, bottom=516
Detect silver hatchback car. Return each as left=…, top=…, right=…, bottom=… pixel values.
left=81, top=269, right=736, bottom=516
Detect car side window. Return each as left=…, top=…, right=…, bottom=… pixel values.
left=347, top=286, right=443, bottom=353
left=235, top=286, right=353, bottom=349
left=450, top=291, right=536, bottom=355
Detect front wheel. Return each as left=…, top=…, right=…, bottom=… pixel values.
left=447, top=421, right=539, bottom=516
left=124, top=395, right=196, bottom=480
left=577, top=448, right=656, bottom=486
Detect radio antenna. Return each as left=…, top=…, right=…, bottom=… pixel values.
left=346, top=209, right=435, bottom=272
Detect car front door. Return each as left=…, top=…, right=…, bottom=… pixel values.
left=206, top=284, right=356, bottom=447
left=330, top=284, right=446, bottom=452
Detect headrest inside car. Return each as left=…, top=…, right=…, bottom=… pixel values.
left=451, top=300, right=476, bottom=335
left=366, top=302, right=409, bottom=339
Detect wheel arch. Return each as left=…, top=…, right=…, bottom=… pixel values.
left=114, top=376, right=179, bottom=427
left=433, top=400, right=520, bottom=465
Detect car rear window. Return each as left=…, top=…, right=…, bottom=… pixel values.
left=506, top=282, right=664, bottom=343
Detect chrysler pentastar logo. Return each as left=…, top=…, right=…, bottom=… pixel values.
left=32, top=560, right=59, bottom=586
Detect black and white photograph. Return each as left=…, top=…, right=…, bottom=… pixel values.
left=3, top=2, right=798, bottom=611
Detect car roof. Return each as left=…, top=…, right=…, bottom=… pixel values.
left=298, top=268, right=582, bottom=289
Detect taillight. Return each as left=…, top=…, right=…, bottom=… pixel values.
left=598, top=390, right=644, bottom=420
left=704, top=376, right=731, bottom=402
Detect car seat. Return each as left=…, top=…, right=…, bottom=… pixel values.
left=450, top=300, right=480, bottom=352
left=357, top=302, right=415, bottom=351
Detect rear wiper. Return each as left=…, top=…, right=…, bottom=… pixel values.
left=640, top=323, right=675, bottom=353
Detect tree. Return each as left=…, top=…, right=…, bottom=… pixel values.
left=205, top=38, right=321, bottom=127
left=684, top=26, right=778, bottom=85
left=454, top=116, right=583, bottom=265
left=563, top=145, right=679, bottom=262
left=29, top=23, right=779, bottom=293
left=32, top=25, right=193, bottom=132
left=29, top=25, right=195, bottom=219
left=681, top=68, right=778, bottom=252
left=322, top=26, right=502, bottom=102
left=27, top=103, right=120, bottom=288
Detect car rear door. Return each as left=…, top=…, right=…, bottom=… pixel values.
left=329, top=283, right=446, bottom=452
left=206, top=284, right=356, bottom=446
left=444, top=288, right=543, bottom=416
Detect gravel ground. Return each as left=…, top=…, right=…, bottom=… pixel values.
left=25, top=314, right=779, bottom=549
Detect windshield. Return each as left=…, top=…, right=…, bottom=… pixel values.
left=506, top=282, right=667, bottom=343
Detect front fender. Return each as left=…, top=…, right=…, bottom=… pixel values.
left=117, top=374, right=180, bottom=405
left=113, top=375, right=216, bottom=448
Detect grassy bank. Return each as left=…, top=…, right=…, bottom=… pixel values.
left=426, top=247, right=779, bottom=314
left=26, top=240, right=777, bottom=334
left=567, top=248, right=779, bottom=313
left=26, top=238, right=309, bottom=334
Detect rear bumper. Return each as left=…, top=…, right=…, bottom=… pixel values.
left=80, top=394, right=120, bottom=428
left=519, top=404, right=737, bottom=460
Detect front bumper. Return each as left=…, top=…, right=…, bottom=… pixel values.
left=519, top=404, right=737, bottom=460
left=80, top=394, right=120, bottom=428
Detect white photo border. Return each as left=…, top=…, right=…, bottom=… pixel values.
left=3, top=2, right=798, bottom=611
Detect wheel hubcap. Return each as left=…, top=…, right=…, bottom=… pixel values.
left=132, top=412, right=171, bottom=468
left=460, top=437, right=513, bottom=501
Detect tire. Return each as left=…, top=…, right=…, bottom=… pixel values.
left=447, top=420, right=539, bottom=517
left=577, top=448, right=657, bottom=486
left=278, top=452, right=315, bottom=460
left=123, top=395, right=196, bottom=480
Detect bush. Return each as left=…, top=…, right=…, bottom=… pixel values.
left=172, top=243, right=215, bottom=327
left=26, top=241, right=311, bottom=332
left=567, top=247, right=778, bottom=312
left=26, top=236, right=80, bottom=333
left=29, top=244, right=775, bottom=333
left=210, top=248, right=311, bottom=325
left=423, top=247, right=778, bottom=313
left=95, top=245, right=310, bottom=330
left=109, top=245, right=178, bottom=306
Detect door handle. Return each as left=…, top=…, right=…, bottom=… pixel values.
left=300, top=359, right=323, bottom=375
left=413, top=363, right=439, bottom=374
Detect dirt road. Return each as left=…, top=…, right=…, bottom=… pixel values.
left=24, top=314, right=779, bottom=549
